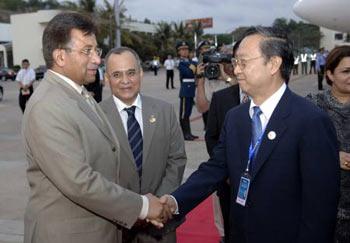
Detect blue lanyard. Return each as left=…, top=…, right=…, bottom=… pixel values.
left=245, top=133, right=264, bottom=173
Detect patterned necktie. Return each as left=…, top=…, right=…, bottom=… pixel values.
left=251, top=106, right=262, bottom=170
left=124, top=106, right=143, bottom=176
left=242, top=94, right=250, bottom=103
left=81, top=87, right=98, bottom=115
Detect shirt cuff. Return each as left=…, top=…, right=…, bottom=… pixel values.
left=169, top=195, right=180, bottom=214
left=138, top=195, right=149, bottom=220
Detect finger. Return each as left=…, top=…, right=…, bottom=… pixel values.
left=149, top=219, right=164, bottom=228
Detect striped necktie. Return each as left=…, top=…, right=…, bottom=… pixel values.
left=124, top=106, right=143, bottom=176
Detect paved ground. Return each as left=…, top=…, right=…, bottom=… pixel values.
left=0, top=69, right=323, bottom=243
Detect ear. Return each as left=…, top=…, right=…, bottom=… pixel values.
left=269, top=56, right=282, bottom=76
left=326, top=70, right=334, bottom=83
left=53, top=49, right=66, bottom=67
left=139, top=68, right=144, bottom=79
left=104, top=72, right=111, bottom=86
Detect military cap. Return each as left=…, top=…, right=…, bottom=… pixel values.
left=176, top=41, right=189, bottom=50
left=197, top=40, right=211, bottom=50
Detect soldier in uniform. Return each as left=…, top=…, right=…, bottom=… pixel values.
left=177, top=41, right=198, bottom=141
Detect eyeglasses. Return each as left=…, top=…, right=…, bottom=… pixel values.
left=231, top=56, right=263, bottom=69
left=64, top=47, right=103, bottom=57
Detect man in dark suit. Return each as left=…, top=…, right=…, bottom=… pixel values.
left=162, top=26, right=340, bottom=243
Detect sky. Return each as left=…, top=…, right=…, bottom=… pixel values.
left=104, top=0, right=302, bottom=34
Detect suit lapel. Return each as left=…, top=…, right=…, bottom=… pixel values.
left=251, top=88, right=292, bottom=178
left=141, top=96, right=157, bottom=166
left=237, top=102, right=253, bottom=168
left=46, top=72, right=116, bottom=145
left=102, top=97, right=135, bottom=164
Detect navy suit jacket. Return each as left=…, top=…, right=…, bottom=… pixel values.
left=172, top=87, right=340, bottom=243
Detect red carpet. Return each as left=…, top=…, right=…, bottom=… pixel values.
left=177, top=196, right=220, bottom=243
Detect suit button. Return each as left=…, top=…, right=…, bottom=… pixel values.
left=112, top=147, right=116, bottom=152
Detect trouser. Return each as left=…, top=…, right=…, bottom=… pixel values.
left=153, top=67, right=158, bottom=76
left=310, top=60, right=316, bottom=74
left=318, top=65, right=325, bottom=90
left=293, top=64, right=299, bottom=75
left=19, top=86, right=33, bottom=113
left=301, top=62, right=307, bottom=75
left=166, top=70, right=174, bottom=88
left=202, top=111, right=208, bottom=131
left=179, top=97, right=193, bottom=120
left=179, top=97, right=196, bottom=139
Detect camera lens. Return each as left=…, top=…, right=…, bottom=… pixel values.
left=204, top=64, right=220, bottom=80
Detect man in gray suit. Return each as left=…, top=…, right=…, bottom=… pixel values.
left=100, top=47, right=187, bottom=243
left=22, top=12, right=170, bottom=243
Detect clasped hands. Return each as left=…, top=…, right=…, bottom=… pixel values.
left=144, top=193, right=177, bottom=228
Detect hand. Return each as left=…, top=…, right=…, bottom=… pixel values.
left=189, top=64, right=197, bottom=74
left=145, top=193, right=173, bottom=228
left=340, top=151, right=350, bottom=170
left=159, top=194, right=177, bottom=214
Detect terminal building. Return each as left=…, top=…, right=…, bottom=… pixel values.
left=320, top=27, right=350, bottom=51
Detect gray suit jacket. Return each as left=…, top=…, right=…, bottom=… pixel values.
left=22, top=71, right=143, bottom=243
left=100, top=95, right=186, bottom=242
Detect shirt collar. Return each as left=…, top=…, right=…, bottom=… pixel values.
left=249, top=82, right=287, bottom=120
left=113, top=93, right=142, bottom=113
left=49, top=69, right=83, bottom=95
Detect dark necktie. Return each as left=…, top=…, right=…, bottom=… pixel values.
left=251, top=106, right=262, bottom=170
left=124, top=106, right=143, bottom=176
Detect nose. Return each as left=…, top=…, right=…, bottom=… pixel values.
left=233, top=63, right=242, bottom=76
left=91, top=51, right=101, bottom=65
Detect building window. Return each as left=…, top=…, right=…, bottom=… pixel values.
left=334, top=33, right=344, bottom=40
left=346, top=33, right=350, bottom=42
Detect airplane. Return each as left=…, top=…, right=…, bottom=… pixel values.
left=293, top=0, right=350, bottom=32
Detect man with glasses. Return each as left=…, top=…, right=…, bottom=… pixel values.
left=162, top=26, right=340, bottom=243
left=100, top=47, right=186, bottom=243
left=22, top=12, right=171, bottom=243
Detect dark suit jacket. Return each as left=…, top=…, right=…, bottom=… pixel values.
left=173, top=87, right=340, bottom=243
left=205, top=84, right=240, bottom=156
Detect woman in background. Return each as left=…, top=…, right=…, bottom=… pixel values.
left=307, top=45, right=350, bottom=243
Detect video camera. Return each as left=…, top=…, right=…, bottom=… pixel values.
left=202, top=50, right=232, bottom=80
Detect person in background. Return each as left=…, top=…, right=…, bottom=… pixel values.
left=205, top=40, right=244, bottom=243
left=152, top=56, right=160, bottom=76
left=307, top=45, right=350, bottom=243
left=16, top=59, right=35, bottom=113
left=293, top=52, right=299, bottom=75
left=300, top=52, right=308, bottom=75
left=309, top=51, right=317, bottom=74
left=85, top=65, right=104, bottom=102
left=195, top=40, right=231, bottom=130
left=316, top=47, right=327, bottom=90
left=164, top=55, right=175, bottom=89
left=177, top=41, right=198, bottom=141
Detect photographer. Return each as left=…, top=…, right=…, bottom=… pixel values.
left=195, top=44, right=233, bottom=130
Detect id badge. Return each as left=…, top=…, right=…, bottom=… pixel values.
left=236, top=174, right=251, bottom=206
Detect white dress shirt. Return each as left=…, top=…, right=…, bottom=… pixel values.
left=164, top=59, right=175, bottom=70
left=16, top=68, right=35, bottom=85
left=113, top=94, right=143, bottom=135
left=249, top=83, right=287, bottom=131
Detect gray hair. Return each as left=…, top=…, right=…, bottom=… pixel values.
left=241, top=26, right=294, bottom=83
left=104, top=47, right=142, bottom=72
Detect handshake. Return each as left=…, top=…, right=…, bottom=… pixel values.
left=144, top=193, right=177, bottom=228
